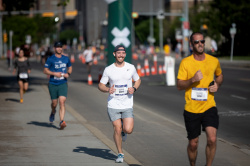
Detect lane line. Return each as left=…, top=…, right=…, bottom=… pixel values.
left=231, top=95, right=247, bottom=100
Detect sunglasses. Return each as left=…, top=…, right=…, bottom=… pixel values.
left=193, top=40, right=205, bottom=44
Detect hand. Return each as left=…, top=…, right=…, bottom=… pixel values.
left=54, top=72, right=62, bottom=78
left=128, top=87, right=135, bottom=94
left=63, top=73, right=69, bottom=78
left=109, top=85, right=115, bottom=94
left=209, top=81, right=218, bottom=93
left=192, top=70, right=203, bottom=83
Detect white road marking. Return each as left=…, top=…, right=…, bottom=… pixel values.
left=231, top=95, right=247, bottom=100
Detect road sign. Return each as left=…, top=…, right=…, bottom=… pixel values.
left=42, top=12, right=54, bottom=17
left=66, top=10, right=78, bottom=16
left=157, top=10, right=165, bottom=20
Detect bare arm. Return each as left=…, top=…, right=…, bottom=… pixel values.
left=43, top=68, right=61, bottom=78
left=177, top=70, right=203, bottom=91
left=128, top=78, right=141, bottom=94
left=209, top=74, right=223, bottom=92
left=98, top=83, right=116, bottom=94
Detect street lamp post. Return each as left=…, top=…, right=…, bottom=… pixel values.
left=230, top=23, right=236, bottom=62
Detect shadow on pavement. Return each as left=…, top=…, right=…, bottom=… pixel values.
left=5, top=98, right=20, bottom=103
left=73, top=146, right=116, bottom=161
left=27, top=121, right=59, bottom=129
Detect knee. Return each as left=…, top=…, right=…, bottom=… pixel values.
left=207, top=136, right=217, bottom=146
left=125, top=128, right=133, bottom=134
left=189, top=140, right=198, bottom=151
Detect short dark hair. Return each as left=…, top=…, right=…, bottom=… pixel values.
left=113, top=45, right=126, bottom=52
left=190, top=32, right=204, bottom=43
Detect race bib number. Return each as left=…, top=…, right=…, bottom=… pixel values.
left=115, top=85, right=128, bottom=96
left=191, top=88, right=208, bottom=101
left=19, top=73, right=28, bottom=79
left=54, top=73, right=65, bottom=80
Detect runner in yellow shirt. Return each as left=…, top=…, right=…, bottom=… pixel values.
left=177, top=32, right=223, bottom=166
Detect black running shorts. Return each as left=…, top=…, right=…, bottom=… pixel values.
left=183, top=107, right=219, bottom=140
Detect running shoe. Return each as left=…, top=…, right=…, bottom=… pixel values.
left=49, top=111, right=56, bottom=122
left=115, top=153, right=124, bottom=163
left=20, top=99, right=23, bottom=103
left=59, top=120, right=67, bottom=130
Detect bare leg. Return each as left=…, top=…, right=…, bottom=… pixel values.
left=51, top=99, right=58, bottom=114
left=122, top=117, right=134, bottom=134
left=112, top=119, right=123, bottom=154
left=23, top=82, right=29, bottom=92
left=58, top=96, right=66, bottom=121
left=205, top=127, right=217, bottom=166
left=18, top=80, right=24, bottom=100
left=187, top=137, right=199, bottom=166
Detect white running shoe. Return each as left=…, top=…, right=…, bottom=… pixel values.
left=115, top=153, right=124, bottom=163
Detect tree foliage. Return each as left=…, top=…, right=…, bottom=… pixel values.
left=59, top=29, right=79, bottom=45
left=189, top=0, right=250, bottom=56
left=2, top=0, right=36, bottom=14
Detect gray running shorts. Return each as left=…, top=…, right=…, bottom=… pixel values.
left=107, top=108, right=134, bottom=122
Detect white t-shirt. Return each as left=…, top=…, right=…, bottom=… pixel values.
left=100, top=62, right=140, bottom=109
left=83, top=49, right=93, bottom=62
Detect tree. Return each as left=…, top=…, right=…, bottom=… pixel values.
left=2, top=0, right=36, bottom=14
left=189, top=0, right=250, bottom=56
left=59, top=29, right=79, bottom=45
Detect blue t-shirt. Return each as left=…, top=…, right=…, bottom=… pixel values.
left=44, top=54, right=72, bottom=85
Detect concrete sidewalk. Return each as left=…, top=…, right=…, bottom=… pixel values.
left=0, top=60, right=130, bottom=166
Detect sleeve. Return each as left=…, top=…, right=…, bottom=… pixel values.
left=44, top=57, right=51, bottom=68
left=67, top=57, right=72, bottom=67
left=132, top=65, right=140, bottom=81
left=215, top=59, right=222, bottom=76
left=177, top=60, right=188, bottom=80
left=100, top=68, right=109, bottom=85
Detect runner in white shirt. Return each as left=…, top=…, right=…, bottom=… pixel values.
left=98, top=45, right=141, bottom=163
left=83, top=46, right=93, bottom=74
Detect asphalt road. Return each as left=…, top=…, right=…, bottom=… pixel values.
left=29, top=56, right=250, bottom=165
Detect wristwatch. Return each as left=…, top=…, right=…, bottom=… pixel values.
left=68, top=72, right=71, bottom=76
left=133, top=87, right=137, bottom=92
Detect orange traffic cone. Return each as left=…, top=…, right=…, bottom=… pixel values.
left=163, top=65, right=166, bottom=74
left=132, top=53, right=138, bottom=60
left=137, top=63, right=142, bottom=77
left=151, top=66, right=157, bottom=75
left=158, top=65, right=163, bottom=75
left=141, top=68, right=145, bottom=77
left=93, top=56, right=98, bottom=65
left=144, top=59, right=149, bottom=69
left=145, top=67, right=150, bottom=76
left=100, top=53, right=104, bottom=60
left=70, top=54, right=75, bottom=63
left=79, top=54, right=82, bottom=60
left=82, top=56, right=86, bottom=64
left=88, top=74, right=93, bottom=85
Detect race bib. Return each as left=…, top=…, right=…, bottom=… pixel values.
left=54, top=73, right=65, bottom=80
left=191, top=88, right=208, bottom=101
left=115, top=85, right=128, bottom=96
left=19, top=73, right=28, bottom=79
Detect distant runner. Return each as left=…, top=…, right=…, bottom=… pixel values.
left=13, top=49, right=31, bottom=103
left=44, top=42, right=72, bottom=130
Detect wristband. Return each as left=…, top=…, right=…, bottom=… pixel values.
left=68, top=72, right=71, bottom=76
left=133, top=87, right=137, bottom=92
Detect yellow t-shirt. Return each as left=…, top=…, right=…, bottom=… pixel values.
left=177, top=54, right=222, bottom=113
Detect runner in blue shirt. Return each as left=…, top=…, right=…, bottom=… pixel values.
left=44, top=42, right=72, bottom=130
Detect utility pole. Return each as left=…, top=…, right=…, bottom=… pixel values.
left=0, top=13, right=2, bottom=57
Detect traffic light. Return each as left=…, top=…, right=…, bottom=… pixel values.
left=132, top=12, right=139, bottom=19
left=3, top=33, right=7, bottom=43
